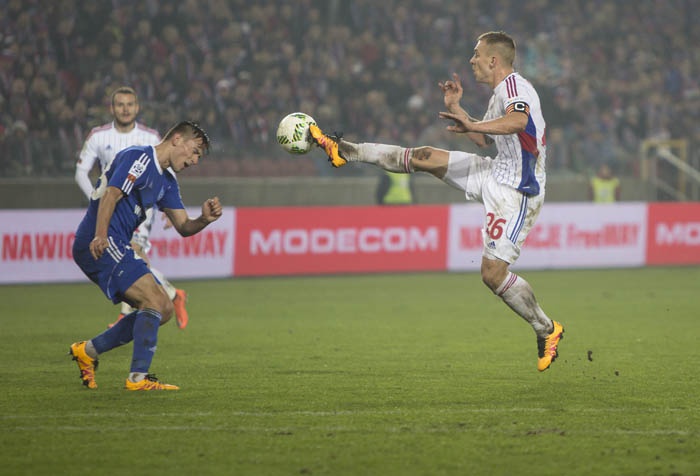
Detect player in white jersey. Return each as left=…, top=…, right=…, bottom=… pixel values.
left=75, top=86, right=190, bottom=329
left=310, top=31, right=563, bottom=372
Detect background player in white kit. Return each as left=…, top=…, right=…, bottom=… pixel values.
left=75, top=86, right=189, bottom=329
left=310, top=31, right=564, bottom=372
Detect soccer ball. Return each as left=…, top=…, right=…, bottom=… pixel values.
left=276, top=112, right=316, bottom=154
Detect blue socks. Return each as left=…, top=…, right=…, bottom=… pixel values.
left=91, top=311, right=138, bottom=354
left=130, top=308, right=162, bottom=373
left=88, top=308, right=163, bottom=374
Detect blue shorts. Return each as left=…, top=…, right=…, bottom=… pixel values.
left=73, top=236, right=151, bottom=305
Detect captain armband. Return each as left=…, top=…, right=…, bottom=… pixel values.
left=506, top=101, right=530, bottom=115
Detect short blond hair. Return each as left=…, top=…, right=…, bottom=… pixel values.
left=477, top=31, right=516, bottom=66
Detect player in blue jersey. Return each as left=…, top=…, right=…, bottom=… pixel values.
left=69, top=121, right=222, bottom=390
left=310, top=31, right=563, bottom=372
left=76, top=86, right=190, bottom=329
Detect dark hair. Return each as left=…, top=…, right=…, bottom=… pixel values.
left=477, top=31, right=516, bottom=65
left=110, top=86, right=138, bottom=106
left=163, top=120, right=211, bottom=154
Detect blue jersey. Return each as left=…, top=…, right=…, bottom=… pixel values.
left=72, top=145, right=185, bottom=303
left=75, top=145, right=184, bottom=244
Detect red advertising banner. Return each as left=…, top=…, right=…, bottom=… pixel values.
left=234, top=205, right=449, bottom=276
left=646, top=202, right=700, bottom=265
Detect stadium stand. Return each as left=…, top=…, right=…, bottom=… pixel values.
left=0, top=0, right=697, bottom=179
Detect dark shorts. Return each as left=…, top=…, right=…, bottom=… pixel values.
left=73, top=236, right=151, bottom=304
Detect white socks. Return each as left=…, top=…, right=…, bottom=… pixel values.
left=128, top=372, right=146, bottom=383
left=496, top=272, right=553, bottom=337
left=120, top=301, right=134, bottom=315
left=339, top=141, right=414, bottom=173
left=85, top=340, right=99, bottom=359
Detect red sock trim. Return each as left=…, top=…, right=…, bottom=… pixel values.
left=497, top=273, right=518, bottom=296
left=404, top=148, right=413, bottom=173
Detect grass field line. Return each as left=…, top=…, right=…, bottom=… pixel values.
left=4, top=425, right=695, bottom=436
left=1, top=406, right=692, bottom=420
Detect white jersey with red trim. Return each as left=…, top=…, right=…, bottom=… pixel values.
left=76, top=121, right=161, bottom=198
left=482, top=72, right=546, bottom=196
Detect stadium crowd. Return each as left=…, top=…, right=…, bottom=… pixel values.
left=0, top=0, right=698, bottom=178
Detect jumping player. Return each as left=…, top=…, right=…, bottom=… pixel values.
left=70, top=121, right=222, bottom=390
left=310, top=31, right=564, bottom=371
left=76, top=86, right=189, bottom=329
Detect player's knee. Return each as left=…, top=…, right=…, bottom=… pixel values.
left=481, top=270, right=500, bottom=293
left=412, top=146, right=443, bottom=162
left=480, top=259, right=508, bottom=293
left=411, top=146, right=448, bottom=177
left=145, top=291, right=172, bottom=324
left=160, top=297, right=174, bottom=324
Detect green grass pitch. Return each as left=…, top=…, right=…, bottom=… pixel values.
left=1, top=267, right=698, bottom=476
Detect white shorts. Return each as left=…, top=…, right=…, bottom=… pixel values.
left=444, top=151, right=544, bottom=264
left=131, top=207, right=155, bottom=254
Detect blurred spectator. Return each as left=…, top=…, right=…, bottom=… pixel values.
left=589, top=163, right=621, bottom=203
left=376, top=170, right=415, bottom=205
left=0, top=0, right=697, bottom=179
left=3, top=120, right=32, bottom=176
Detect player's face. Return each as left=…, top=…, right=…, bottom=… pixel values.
left=170, top=135, right=205, bottom=172
left=469, top=40, right=492, bottom=84
left=111, top=93, right=139, bottom=128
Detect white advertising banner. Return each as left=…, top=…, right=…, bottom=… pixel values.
left=0, top=207, right=235, bottom=284
left=447, top=202, right=647, bottom=271
left=147, top=207, right=235, bottom=279
left=0, top=209, right=86, bottom=284
left=447, top=203, right=485, bottom=272
left=0, top=202, right=661, bottom=284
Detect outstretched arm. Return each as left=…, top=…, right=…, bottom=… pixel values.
left=164, top=197, right=223, bottom=237
left=439, top=108, right=528, bottom=146
left=439, top=73, right=468, bottom=116
left=438, top=73, right=496, bottom=148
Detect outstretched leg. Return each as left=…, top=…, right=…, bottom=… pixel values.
left=310, top=124, right=450, bottom=178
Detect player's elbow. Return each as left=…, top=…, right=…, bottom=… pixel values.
left=511, top=114, right=528, bottom=133
left=473, top=135, right=493, bottom=148
left=170, top=219, right=194, bottom=238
